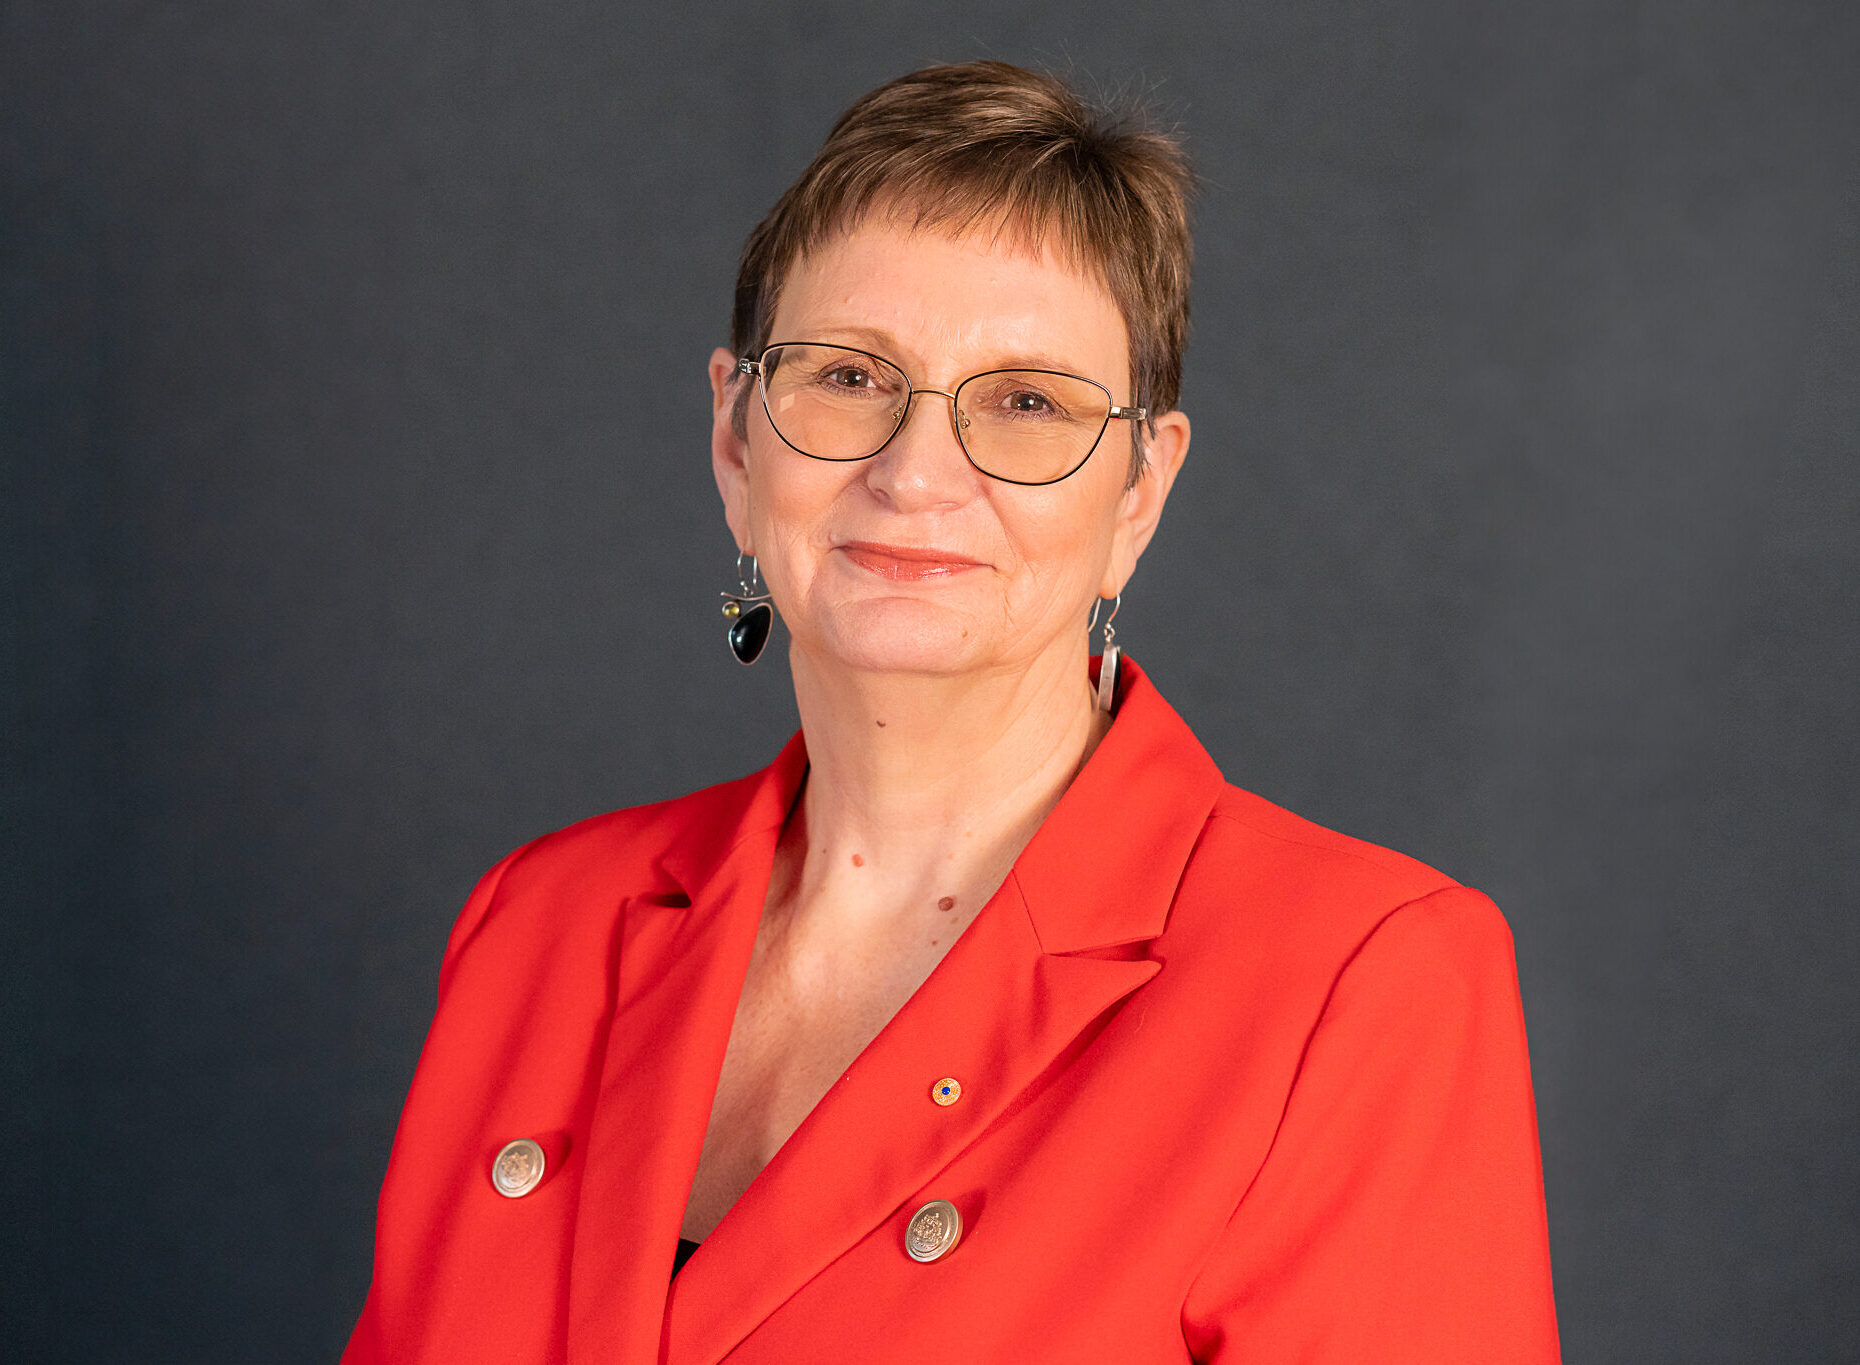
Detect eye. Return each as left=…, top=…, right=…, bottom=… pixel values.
left=825, top=365, right=876, bottom=390
left=1004, top=389, right=1054, bottom=414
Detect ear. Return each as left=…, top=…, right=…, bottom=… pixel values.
left=710, top=346, right=753, bottom=555
left=1101, top=409, right=1191, bottom=600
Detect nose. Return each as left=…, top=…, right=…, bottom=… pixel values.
left=864, top=387, right=977, bottom=510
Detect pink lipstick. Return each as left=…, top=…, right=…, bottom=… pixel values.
left=840, top=542, right=985, bottom=582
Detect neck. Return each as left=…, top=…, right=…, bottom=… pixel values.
left=780, top=644, right=1108, bottom=920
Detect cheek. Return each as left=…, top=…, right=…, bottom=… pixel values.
left=743, top=445, right=857, bottom=579
left=995, top=482, right=1122, bottom=601
left=992, top=542, right=1107, bottom=653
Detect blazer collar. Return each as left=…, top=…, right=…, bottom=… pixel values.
left=1008, top=657, right=1227, bottom=954
left=656, top=726, right=809, bottom=900
left=657, top=657, right=1227, bottom=955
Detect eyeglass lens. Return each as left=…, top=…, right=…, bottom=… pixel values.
left=758, top=344, right=1114, bottom=485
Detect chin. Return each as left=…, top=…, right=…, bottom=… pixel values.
left=807, top=597, right=990, bottom=676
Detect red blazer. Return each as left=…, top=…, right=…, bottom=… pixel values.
left=344, top=661, right=1560, bottom=1363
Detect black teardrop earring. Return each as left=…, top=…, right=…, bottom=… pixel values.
left=720, top=552, right=774, bottom=666
left=1090, top=593, right=1121, bottom=713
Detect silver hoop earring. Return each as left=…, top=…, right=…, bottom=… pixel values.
left=1090, top=593, right=1121, bottom=713
left=720, top=553, right=774, bottom=665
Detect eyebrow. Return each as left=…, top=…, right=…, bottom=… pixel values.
left=783, top=323, right=1096, bottom=380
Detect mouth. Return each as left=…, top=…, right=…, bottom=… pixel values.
left=838, top=541, right=987, bottom=582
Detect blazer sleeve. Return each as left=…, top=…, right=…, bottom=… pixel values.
left=1180, top=885, right=1561, bottom=1362
left=342, top=846, right=525, bottom=1364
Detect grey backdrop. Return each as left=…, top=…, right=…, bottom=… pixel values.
left=5, top=3, right=1856, bottom=1362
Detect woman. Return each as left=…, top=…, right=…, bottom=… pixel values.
left=344, top=61, right=1560, bottom=1363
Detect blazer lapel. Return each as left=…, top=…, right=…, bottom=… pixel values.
left=664, top=661, right=1226, bottom=1365
left=664, top=871, right=1160, bottom=1364
left=565, top=737, right=806, bottom=1365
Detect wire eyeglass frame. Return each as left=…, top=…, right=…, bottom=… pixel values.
left=736, top=341, right=1147, bottom=487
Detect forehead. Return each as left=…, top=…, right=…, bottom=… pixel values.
left=768, top=212, right=1131, bottom=381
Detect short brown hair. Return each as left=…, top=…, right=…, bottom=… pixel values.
left=728, top=60, right=1193, bottom=482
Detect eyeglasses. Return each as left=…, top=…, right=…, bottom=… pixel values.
left=736, top=342, right=1147, bottom=487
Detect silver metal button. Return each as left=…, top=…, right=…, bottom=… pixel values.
left=905, top=1198, right=962, bottom=1262
left=491, top=1138, right=546, bottom=1197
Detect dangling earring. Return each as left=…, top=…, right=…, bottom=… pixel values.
left=1091, top=593, right=1121, bottom=713
left=720, top=552, right=774, bottom=665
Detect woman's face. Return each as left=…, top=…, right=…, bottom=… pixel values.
left=710, top=215, right=1188, bottom=683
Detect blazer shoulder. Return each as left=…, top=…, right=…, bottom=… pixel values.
left=524, top=753, right=786, bottom=876
left=441, top=765, right=773, bottom=963
left=1152, top=786, right=1519, bottom=1074
left=1203, top=781, right=1463, bottom=902
left=1159, top=783, right=1480, bottom=975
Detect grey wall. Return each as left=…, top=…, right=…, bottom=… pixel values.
left=5, top=3, right=1856, bottom=1361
